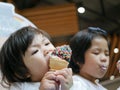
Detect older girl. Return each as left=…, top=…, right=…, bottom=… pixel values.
left=69, top=27, right=110, bottom=90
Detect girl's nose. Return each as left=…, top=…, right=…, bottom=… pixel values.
left=100, top=55, right=107, bottom=62
left=44, top=50, right=49, bottom=56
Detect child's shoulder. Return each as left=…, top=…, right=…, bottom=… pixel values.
left=71, top=75, right=87, bottom=89
left=72, top=74, right=88, bottom=83
left=10, top=82, right=40, bottom=90
left=71, top=75, right=107, bottom=90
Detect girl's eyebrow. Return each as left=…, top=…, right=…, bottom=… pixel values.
left=88, top=47, right=100, bottom=50
left=42, top=38, right=46, bottom=42
left=28, top=44, right=40, bottom=50
left=42, top=37, right=49, bottom=43
left=90, top=48, right=109, bottom=53
left=31, top=44, right=40, bottom=47
left=30, top=38, right=47, bottom=47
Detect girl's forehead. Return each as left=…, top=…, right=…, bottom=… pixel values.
left=90, top=37, right=108, bottom=49
left=91, top=36, right=106, bottom=43
left=34, top=34, right=47, bottom=40
left=30, top=34, right=48, bottom=45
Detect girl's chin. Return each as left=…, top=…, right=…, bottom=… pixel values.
left=97, top=75, right=105, bottom=79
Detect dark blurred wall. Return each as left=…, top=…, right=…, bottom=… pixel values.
left=12, top=0, right=40, bottom=9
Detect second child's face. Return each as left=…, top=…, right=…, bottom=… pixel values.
left=80, top=37, right=109, bottom=81
left=23, top=34, right=55, bottom=81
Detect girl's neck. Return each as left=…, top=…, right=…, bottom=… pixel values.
left=79, top=72, right=97, bottom=85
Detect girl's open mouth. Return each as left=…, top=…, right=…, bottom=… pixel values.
left=100, top=65, right=108, bottom=72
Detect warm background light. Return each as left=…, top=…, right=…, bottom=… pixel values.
left=114, top=48, right=119, bottom=53
left=77, top=7, right=85, bottom=14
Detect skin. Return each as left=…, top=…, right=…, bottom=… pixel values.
left=79, top=37, right=109, bottom=84
left=40, top=68, right=73, bottom=90
left=23, top=34, right=55, bottom=81
left=23, top=34, right=73, bottom=90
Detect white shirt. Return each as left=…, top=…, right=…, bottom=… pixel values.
left=117, top=87, right=120, bottom=90
left=70, top=75, right=107, bottom=90
left=10, top=82, right=40, bottom=90
left=9, top=82, right=63, bottom=90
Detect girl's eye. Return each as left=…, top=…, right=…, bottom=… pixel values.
left=105, top=52, right=109, bottom=56
left=32, top=50, right=38, bottom=55
left=45, top=42, right=50, bottom=46
left=94, top=53, right=99, bottom=55
left=93, top=52, right=99, bottom=55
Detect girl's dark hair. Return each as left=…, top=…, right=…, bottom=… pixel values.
left=0, top=26, right=51, bottom=85
left=69, top=27, right=110, bottom=74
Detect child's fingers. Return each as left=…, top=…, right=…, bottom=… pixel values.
left=54, top=68, right=73, bottom=85
left=56, top=75, right=65, bottom=83
left=55, top=69, right=73, bottom=89
left=66, top=68, right=72, bottom=75
left=54, top=68, right=72, bottom=78
left=43, top=71, right=56, bottom=80
left=41, top=71, right=59, bottom=90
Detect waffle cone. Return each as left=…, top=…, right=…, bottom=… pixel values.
left=49, top=56, right=69, bottom=70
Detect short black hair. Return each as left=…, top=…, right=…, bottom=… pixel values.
left=68, top=27, right=110, bottom=74
left=0, top=26, right=51, bottom=85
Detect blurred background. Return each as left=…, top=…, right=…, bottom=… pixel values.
left=0, top=0, right=120, bottom=89
left=3, top=0, right=120, bottom=34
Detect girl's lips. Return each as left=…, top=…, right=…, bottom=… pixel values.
left=100, top=65, right=108, bottom=71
